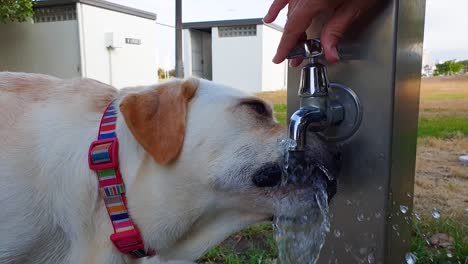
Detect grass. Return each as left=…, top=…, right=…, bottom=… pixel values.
left=424, top=93, right=468, bottom=101
left=273, top=104, right=287, bottom=125
left=418, top=116, right=468, bottom=138
left=411, top=217, right=468, bottom=263
left=200, top=76, right=468, bottom=263
left=199, top=223, right=277, bottom=264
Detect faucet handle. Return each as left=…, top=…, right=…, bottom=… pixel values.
left=287, top=39, right=323, bottom=60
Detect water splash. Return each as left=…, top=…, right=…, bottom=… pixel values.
left=273, top=138, right=331, bottom=264
left=273, top=179, right=330, bottom=264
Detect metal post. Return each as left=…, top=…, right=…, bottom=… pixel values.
left=286, top=1, right=426, bottom=263
left=175, top=0, right=183, bottom=78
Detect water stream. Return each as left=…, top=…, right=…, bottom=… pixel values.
left=273, top=139, right=331, bottom=264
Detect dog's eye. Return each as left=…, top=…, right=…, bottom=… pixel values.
left=249, top=102, right=267, bottom=115
left=241, top=99, right=270, bottom=117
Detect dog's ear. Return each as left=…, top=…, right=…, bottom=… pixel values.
left=119, top=78, right=198, bottom=165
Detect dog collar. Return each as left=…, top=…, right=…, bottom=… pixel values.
left=88, top=101, right=155, bottom=258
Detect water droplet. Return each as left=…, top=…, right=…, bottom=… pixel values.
left=406, top=192, right=412, bottom=198
left=432, top=208, right=441, bottom=219
left=403, top=216, right=410, bottom=224
left=357, top=213, right=365, bottom=222
left=392, top=224, right=399, bottom=231
left=345, top=243, right=352, bottom=253
left=447, top=252, right=452, bottom=258
left=333, top=229, right=341, bottom=238
left=367, top=252, right=375, bottom=264
left=396, top=231, right=400, bottom=237
left=400, top=205, right=409, bottom=214
left=405, top=252, right=417, bottom=264
left=414, top=212, right=421, bottom=221
left=377, top=186, right=383, bottom=191
left=375, top=212, right=382, bottom=219
left=346, top=200, right=352, bottom=206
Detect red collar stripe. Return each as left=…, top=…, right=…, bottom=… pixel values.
left=88, top=101, right=155, bottom=258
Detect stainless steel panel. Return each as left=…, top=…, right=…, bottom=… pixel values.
left=286, top=1, right=426, bottom=263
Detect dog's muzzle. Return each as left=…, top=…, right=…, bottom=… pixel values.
left=251, top=150, right=340, bottom=202
left=252, top=163, right=282, bottom=188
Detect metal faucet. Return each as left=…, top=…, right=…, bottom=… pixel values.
left=288, top=39, right=347, bottom=151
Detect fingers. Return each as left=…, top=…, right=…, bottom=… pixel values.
left=263, top=0, right=289, bottom=23
left=289, top=58, right=303, bottom=67
left=273, top=6, right=322, bottom=64
left=321, top=0, right=374, bottom=63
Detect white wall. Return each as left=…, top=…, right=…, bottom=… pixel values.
left=261, top=25, right=287, bottom=91
left=183, top=29, right=192, bottom=78
left=0, top=20, right=81, bottom=79
left=78, top=3, right=157, bottom=88
left=212, top=25, right=263, bottom=94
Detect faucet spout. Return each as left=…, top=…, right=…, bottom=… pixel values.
left=288, top=106, right=328, bottom=152
left=287, top=39, right=358, bottom=147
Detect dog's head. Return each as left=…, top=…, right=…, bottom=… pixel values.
left=118, top=78, right=339, bottom=260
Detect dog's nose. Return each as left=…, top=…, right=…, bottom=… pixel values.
left=252, top=163, right=282, bottom=188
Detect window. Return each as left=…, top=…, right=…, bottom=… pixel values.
left=33, top=5, right=77, bottom=23
left=218, top=25, right=257, bottom=38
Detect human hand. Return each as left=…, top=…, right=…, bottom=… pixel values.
left=264, top=0, right=377, bottom=65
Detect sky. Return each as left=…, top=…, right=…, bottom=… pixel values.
left=109, top=0, right=468, bottom=69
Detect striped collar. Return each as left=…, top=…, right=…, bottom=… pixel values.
left=88, top=101, right=155, bottom=258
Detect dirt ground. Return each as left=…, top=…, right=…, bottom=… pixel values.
left=257, top=75, right=468, bottom=219
left=415, top=76, right=468, bottom=219
left=415, top=137, right=468, bottom=218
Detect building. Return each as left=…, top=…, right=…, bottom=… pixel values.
left=421, top=49, right=435, bottom=76
left=0, top=0, right=158, bottom=88
left=183, top=18, right=287, bottom=93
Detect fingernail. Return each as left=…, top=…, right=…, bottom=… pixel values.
left=330, top=46, right=340, bottom=61
left=272, top=55, right=280, bottom=64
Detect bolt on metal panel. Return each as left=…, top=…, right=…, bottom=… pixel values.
left=286, top=1, right=426, bottom=263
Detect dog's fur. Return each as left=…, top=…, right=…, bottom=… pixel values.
left=0, top=72, right=293, bottom=263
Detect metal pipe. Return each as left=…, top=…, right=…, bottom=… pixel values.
left=286, top=1, right=426, bottom=262
left=175, top=0, right=183, bottom=78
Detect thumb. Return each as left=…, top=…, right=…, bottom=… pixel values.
left=320, top=2, right=363, bottom=63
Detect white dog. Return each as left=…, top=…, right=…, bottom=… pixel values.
left=0, top=72, right=335, bottom=263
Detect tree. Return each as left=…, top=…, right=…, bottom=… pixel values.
left=459, top=60, right=468, bottom=73
left=434, top=60, right=464, bottom=76
left=157, top=68, right=176, bottom=80
left=0, top=0, right=34, bottom=23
